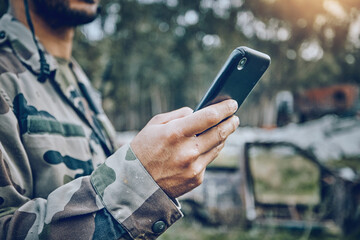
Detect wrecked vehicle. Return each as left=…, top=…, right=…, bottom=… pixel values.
left=180, top=115, right=360, bottom=236
left=243, top=141, right=360, bottom=235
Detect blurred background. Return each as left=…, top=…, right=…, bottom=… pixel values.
left=1, top=0, right=360, bottom=239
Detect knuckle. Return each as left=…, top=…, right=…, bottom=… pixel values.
left=181, top=148, right=200, bottom=166
left=164, top=128, right=183, bottom=143
left=181, top=107, right=193, bottom=114
left=216, top=125, right=227, bottom=143
left=189, top=148, right=200, bottom=161
left=190, top=162, right=203, bottom=176
left=187, top=165, right=204, bottom=186
left=150, top=114, right=163, bottom=123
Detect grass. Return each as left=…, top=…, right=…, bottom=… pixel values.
left=159, top=145, right=360, bottom=240
left=159, top=218, right=341, bottom=240
left=249, top=147, right=320, bottom=205
left=326, top=157, right=360, bottom=174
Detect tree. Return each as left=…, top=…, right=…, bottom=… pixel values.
left=2, top=0, right=359, bottom=129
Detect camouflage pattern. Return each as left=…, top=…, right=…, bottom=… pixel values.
left=0, top=13, right=182, bottom=239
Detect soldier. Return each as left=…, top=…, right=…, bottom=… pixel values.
left=0, top=0, right=239, bottom=239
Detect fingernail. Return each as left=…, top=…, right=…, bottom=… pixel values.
left=230, top=100, right=238, bottom=112
left=235, top=116, right=240, bottom=126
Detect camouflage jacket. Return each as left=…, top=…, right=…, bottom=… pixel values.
left=0, top=13, right=182, bottom=240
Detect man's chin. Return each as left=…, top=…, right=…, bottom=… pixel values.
left=81, top=0, right=98, bottom=4
left=70, top=0, right=100, bottom=14
left=33, top=0, right=100, bottom=28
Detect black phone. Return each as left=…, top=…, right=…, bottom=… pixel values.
left=194, top=46, right=270, bottom=112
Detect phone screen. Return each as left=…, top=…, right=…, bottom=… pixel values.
left=195, top=47, right=270, bottom=112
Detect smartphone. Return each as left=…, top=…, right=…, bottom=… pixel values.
left=194, top=46, right=270, bottom=112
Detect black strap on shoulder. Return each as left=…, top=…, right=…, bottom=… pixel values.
left=23, top=0, right=50, bottom=83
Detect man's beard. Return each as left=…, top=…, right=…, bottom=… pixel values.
left=32, top=0, right=100, bottom=28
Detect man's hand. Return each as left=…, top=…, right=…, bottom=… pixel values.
left=130, top=99, right=240, bottom=198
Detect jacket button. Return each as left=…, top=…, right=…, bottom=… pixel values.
left=152, top=220, right=166, bottom=234
left=0, top=31, right=5, bottom=39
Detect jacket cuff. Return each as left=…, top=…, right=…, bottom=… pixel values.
left=90, top=144, right=183, bottom=239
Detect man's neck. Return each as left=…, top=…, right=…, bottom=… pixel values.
left=10, top=1, right=74, bottom=60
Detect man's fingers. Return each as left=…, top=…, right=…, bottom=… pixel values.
left=171, top=99, right=238, bottom=137
left=193, top=141, right=226, bottom=174
left=181, top=141, right=225, bottom=192
left=195, top=115, right=239, bottom=154
left=149, top=107, right=193, bottom=125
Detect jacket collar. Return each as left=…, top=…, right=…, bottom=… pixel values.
left=0, top=13, right=58, bottom=75
left=0, top=14, right=114, bottom=155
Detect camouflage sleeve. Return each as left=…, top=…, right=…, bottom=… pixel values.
left=0, top=92, right=182, bottom=239
left=91, top=145, right=184, bottom=239
left=0, top=149, right=128, bottom=239
left=0, top=92, right=128, bottom=239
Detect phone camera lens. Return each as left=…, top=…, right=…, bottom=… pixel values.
left=237, top=57, right=247, bottom=70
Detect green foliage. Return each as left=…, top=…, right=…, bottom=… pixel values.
left=250, top=150, right=320, bottom=205
left=158, top=219, right=341, bottom=240
left=72, top=0, right=360, bottom=130
left=2, top=0, right=359, bottom=130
